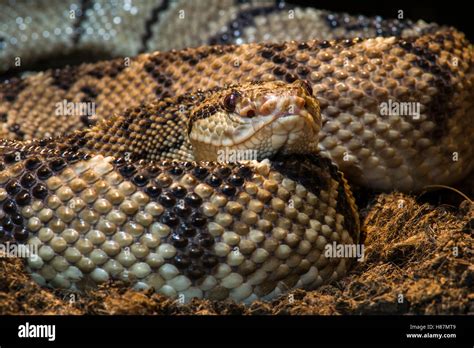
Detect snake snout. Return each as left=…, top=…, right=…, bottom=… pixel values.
left=273, top=83, right=322, bottom=137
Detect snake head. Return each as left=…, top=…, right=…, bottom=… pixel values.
left=189, top=80, right=321, bottom=162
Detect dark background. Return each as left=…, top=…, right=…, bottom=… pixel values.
left=290, top=0, right=473, bottom=41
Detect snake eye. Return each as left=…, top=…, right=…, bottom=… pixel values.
left=223, top=91, right=240, bottom=112
left=300, top=80, right=313, bottom=96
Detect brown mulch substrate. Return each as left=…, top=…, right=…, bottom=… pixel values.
left=0, top=192, right=472, bottom=315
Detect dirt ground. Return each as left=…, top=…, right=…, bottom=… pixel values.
left=0, top=189, right=472, bottom=315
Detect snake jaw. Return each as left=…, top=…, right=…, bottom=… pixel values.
left=189, top=81, right=321, bottom=161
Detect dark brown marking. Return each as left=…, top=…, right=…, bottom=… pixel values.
left=208, top=2, right=289, bottom=46
left=140, top=0, right=170, bottom=53
left=72, top=0, right=93, bottom=45
left=0, top=76, right=26, bottom=102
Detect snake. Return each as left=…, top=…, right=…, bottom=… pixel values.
left=0, top=0, right=472, bottom=303
left=0, top=80, right=360, bottom=302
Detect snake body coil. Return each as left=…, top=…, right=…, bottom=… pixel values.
left=0, top=81, right=359, bottom=302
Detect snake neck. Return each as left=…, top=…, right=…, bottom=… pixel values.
left=64, top=96, right=202, bottom=162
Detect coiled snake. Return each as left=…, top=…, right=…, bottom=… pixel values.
left=0, top=0, right=472, bottom=303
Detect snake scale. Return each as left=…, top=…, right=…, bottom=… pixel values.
left=0, top=0, right=472, bottom=303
